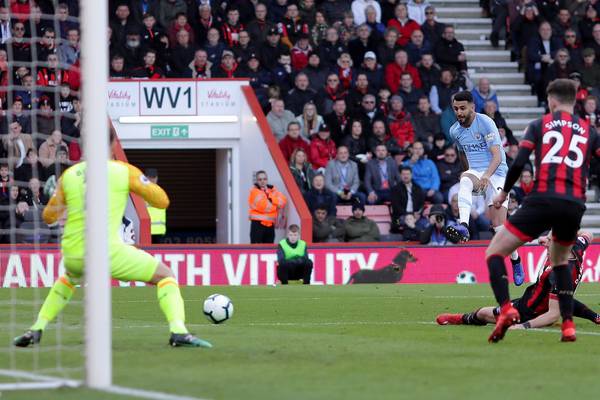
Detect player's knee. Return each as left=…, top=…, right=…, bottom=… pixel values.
left=150, top=262, right=175, bottom=284
left=460, top=175, right=474, bottom=189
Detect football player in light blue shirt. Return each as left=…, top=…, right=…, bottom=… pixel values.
left=446, top=91, right=524, bottom=285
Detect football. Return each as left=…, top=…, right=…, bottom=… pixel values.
left=203, top=294, right=234, bottom=324
left=456, top=271, right=477, bottom=284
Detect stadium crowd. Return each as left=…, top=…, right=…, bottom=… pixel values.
left=0, top=0, right=599, bottom=244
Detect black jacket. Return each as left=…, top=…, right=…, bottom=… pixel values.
left=436, top=159, right=462, bottom=194
left=390, top=181, right=425, bottom=221
left=304, top=187, right=337, bottom=216
left=285, top=87, right=318, bottom=116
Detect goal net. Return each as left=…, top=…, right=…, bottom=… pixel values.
left=0, top=0, right=108, bottom=391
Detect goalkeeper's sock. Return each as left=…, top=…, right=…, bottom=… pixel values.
left=30, top=275, right=76, bottom=331
left=157, top=277, right=188, bottom=334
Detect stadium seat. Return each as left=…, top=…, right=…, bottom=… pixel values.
left=336, top=205, right=353, bottom=219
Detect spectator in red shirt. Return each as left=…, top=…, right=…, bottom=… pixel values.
left=279, top=121, right=311, bottom=163
left=384, top=49, right=422, bottom=92
left=310, top=123, right=337, bottom=170
left=387, top=3, right=420, bottom=47
left=387, top=95, right=415, bottom=149
left=10, top=0, right=30, bottom=22
left=220, top=7, right=244, bottom=48
left=291, top=33, right=312, bottom=71
left=37, top=53, right=70, bottom=87
left=168, top=13, right=195, bottom=46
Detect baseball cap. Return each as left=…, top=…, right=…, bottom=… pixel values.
left=318, top=123, right=330, bottom=132
left=429, top=204, right=445, bottom=216
left=364, top=51, right=376, bottom=60
left=267, top=27, right=279, bottom=36
left=221, top=50, right=234, bottom=59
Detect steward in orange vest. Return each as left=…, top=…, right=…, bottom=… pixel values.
left=248, top=171, right=287, bottom=243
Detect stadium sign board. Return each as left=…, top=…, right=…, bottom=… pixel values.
left=150, top=125, right=189, bottom=139
left=2, top=244, right=600, bottom=287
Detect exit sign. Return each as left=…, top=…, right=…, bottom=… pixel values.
left=150, top=125, right=189, bottom=139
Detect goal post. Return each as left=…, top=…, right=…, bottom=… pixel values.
left=81, top=0, right=111, bottom=389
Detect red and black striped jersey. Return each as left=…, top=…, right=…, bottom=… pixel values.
left=520, top=112, right=600, bottom=204
left=521, top=235, right=590, bottom=316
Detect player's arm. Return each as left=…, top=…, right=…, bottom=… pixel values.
left=502, top=122, right=537, bottom=193
left=42, top=178, right=66, bottom=224
left=513, top=298, right=560, bottom=329
left=483, top=145, right=502, bottom=179
left=481, top=117, right=503, bottom=180
left=126, top=163, right=170, bottom=209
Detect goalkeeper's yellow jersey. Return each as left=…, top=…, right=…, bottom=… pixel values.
left=42, top=160, right=169, bottom=256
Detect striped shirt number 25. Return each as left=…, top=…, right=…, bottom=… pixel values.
left=540, top=130, right=587, bottom=168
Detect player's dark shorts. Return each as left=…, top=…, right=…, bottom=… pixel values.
left=504, top=196, right=586, bottom=246
left=493, top=298, right=536, bottom=322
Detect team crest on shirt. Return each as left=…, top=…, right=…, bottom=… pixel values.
left=474, top=133, right=482, bottom=140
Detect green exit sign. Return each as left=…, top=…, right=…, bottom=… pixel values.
left=150, top=125, right=189, bottom=139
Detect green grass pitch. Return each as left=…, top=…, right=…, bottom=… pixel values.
left=1, top=283, right=600, bottom=400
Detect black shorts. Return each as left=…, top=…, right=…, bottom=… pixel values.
left=505, top=196, right=586, bottom=246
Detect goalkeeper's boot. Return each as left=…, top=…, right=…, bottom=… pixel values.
left=436, top=314, right=463, bottom=325
left=14, top=330, right=42, bottom=347
left=169, top=333, right=212, bottom=348
left=488, top=304, right=519, bottom=343
left=445, top=222, right=470, bottom=243
left=561, top=320, right=576, bottom=342
left=511, top=258, right=525, bottom=286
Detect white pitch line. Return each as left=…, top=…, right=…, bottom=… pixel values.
left=522, top=328, right=600, bottom=337
left=421, top=321, right=600, bottom=337
left=0, top=369, right=208, bottom=400
left=107, top=293, right=600, bottom=304
left=0, top=369, right=80, bottom=391
left=101, top=385, right=210, bottom=400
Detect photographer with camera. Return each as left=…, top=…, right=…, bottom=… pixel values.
left=419, top=204, right=449, bottom=245
left=248, top=170, right=287, bottom=243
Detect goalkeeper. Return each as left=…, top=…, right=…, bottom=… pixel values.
left=14, top=130, right=211, bottom=348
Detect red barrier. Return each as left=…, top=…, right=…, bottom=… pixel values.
left=2, top=244, right=600, bottom=287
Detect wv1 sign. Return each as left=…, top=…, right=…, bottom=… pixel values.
left=140, top=81, right=196, bottom=116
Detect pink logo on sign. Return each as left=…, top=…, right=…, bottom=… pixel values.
left=108, top=90, right=131, bottom=101
left=207, top=89, right=231, bottom=100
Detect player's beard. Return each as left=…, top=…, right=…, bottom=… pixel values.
left=458, top=111, right=474, bottom=126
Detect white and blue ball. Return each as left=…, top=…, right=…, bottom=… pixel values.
left=456, top=271, right=477, bottom=284
left=203, top=294, right=234, bottom=324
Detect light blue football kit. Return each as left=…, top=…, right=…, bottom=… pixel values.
left=449, top=113, right=508, bottom=179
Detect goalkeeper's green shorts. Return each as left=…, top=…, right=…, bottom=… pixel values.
left=63, top=243, right=159, bottom=283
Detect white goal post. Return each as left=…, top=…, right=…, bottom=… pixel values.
left=81, top=0, right=111, bottom=389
